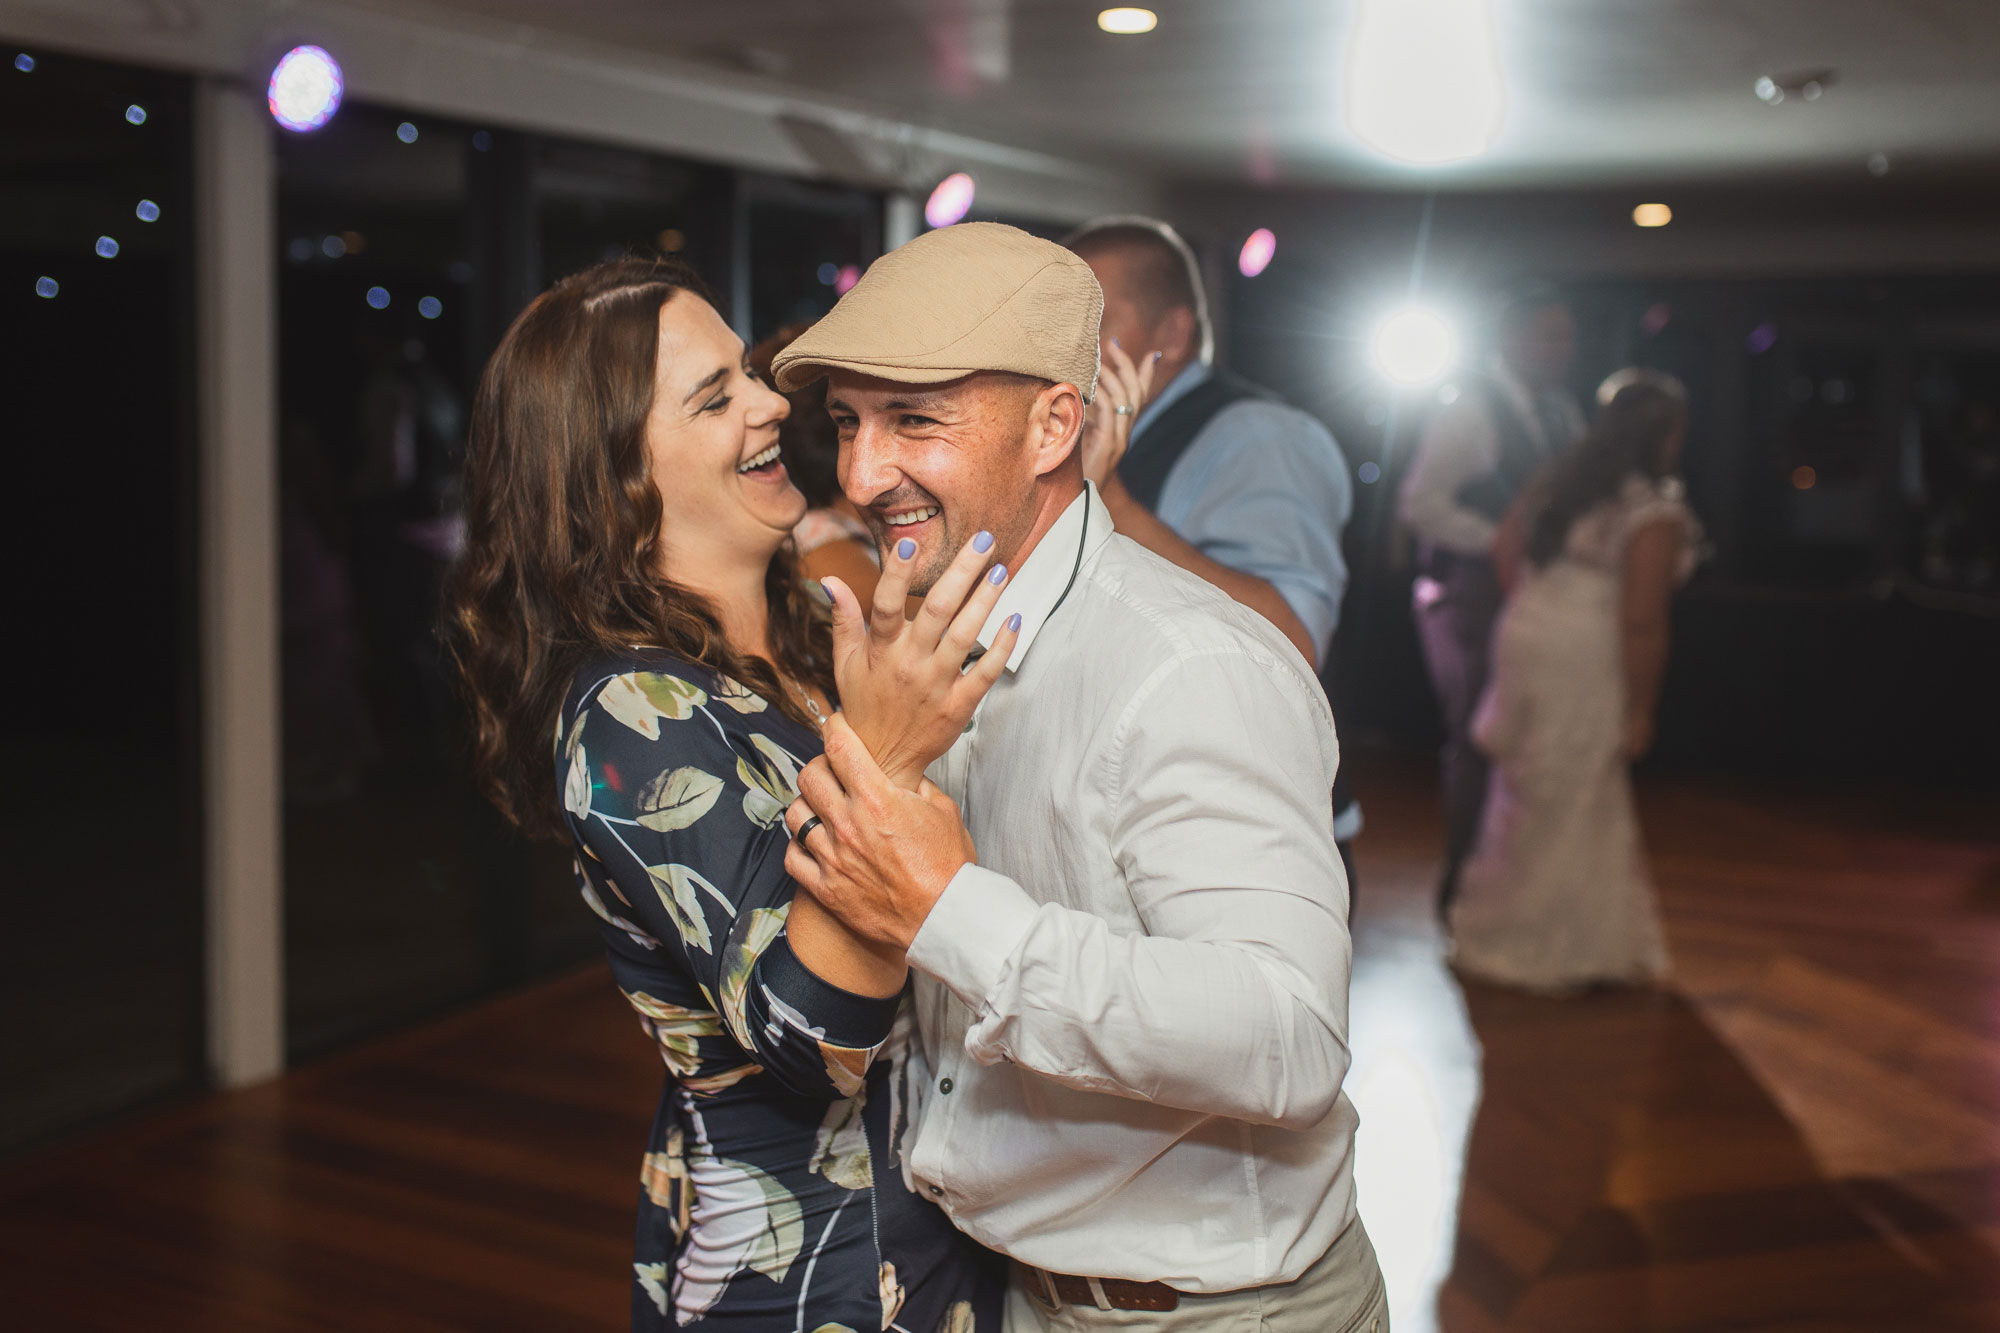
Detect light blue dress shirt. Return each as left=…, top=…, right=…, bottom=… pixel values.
left=1128, top=362, right=1355, bottom=665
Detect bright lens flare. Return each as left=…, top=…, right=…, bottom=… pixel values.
left=1238, top=228, right=1277, bottom=278
left=1097, top=7, right=1158, bottom=34
left=1372, top=308, right=1457, bottom=386
left=1346, top=0, right=1505, bottom=165
left=1633, top=202, right=1673, bottom=227
left=268, top=45, right=343, bottom=133
left=925, top=172, right=976, bottom=229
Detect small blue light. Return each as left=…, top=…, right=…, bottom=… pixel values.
left=366, top=286, right=391, bottom=309
left=14, top=54, right=34, bottom=73
left=471, top=130, right=492, bottom=151
left=1747, top=322, right=1779, bottom=355
left=396, top=121, right=418, bottom=144
left=287, top=237, right=314, bottom=262
left=321, top=234, right=346, bottom=259
left=95, top=236, right=120, bottom=259
left=125, top=104, right=147, bottom=125
left=418, top=296, right=443, bottom=320
left=816, top=262, right=840, bottom=286
left=1357, top=461, right=1382, bottom=485
left=35, top=276, right=57, bottom=298
left=136, top=199, right=160, bottom=222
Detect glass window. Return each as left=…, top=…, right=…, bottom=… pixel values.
left=0, top=50, right=202, bottom=1152
left=276, top=103, right=591, bottom=1059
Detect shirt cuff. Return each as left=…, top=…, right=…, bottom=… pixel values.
left=907, top=863, right=1041, bottom=1014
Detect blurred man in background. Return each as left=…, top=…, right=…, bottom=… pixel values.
left=1400, top=285, right=1583, bottom=915
left=1064, top=217, right=1362, bottom=891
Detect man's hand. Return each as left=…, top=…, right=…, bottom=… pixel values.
left=821, top=531, right=1019, bottom=791
left=1079, top=339, right=1160, bottom=488
left=784, top=716, right=976, bottom=952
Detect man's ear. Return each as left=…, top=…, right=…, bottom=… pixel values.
left=1158, top=305, right=1198, bottom=363
left=1027, top=381, right=1085, bottom=479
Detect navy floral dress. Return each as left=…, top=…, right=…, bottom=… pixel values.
left=558, top=652, right=1002, bottom=1332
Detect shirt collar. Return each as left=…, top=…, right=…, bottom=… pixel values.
left=975, top=483, right=1115, bottom=672
left=1128, top=360, right=1211, bottom=447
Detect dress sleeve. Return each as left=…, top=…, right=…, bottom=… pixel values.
left=560, top=666, right=900, bottom=1099
left=1616, top=479, right=1702, bottom=584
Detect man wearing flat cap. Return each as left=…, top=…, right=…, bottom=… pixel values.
left=775, top=222, right=1386, bottom=1331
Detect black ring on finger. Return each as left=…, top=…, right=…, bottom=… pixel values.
left=795, top=814, right=823, bottom=846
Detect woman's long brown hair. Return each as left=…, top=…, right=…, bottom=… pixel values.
left=443, top=257, right=832, bottom=837
left=1525, top=374, right=1688, bottom=569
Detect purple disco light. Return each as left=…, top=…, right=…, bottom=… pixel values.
left=268, top=45, right=343, bottom=133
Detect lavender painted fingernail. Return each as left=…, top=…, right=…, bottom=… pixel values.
left=1006, top=613, right=1022, bottom=632
left=989, top=564, right=1007, bottom=585
left=973, top=530, right=994, bottom=553
left=897, top=538, right=916, bottom=559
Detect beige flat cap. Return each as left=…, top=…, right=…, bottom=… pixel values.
left=771, top=221, right=1102, bottom=399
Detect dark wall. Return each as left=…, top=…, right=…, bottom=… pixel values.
left=1194, top=179, right=2000, bottom=787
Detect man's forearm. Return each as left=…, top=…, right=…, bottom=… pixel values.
left=1101, top=478, right=1319, bottom=663
left=911, top=865, right=1352, bottom=1131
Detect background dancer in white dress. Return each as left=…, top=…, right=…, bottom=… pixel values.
left=1449, top=371, right=1703, bottom=994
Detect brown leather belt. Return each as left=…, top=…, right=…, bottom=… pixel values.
left=1022, top=1264, right=1181, bottom=1312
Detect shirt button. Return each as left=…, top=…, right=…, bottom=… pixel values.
left=939, top=1077, right=954, bottom=1094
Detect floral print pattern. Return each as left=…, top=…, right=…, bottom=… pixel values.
left=560, top=653, right=1002, bottom=1331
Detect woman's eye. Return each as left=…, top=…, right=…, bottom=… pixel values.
left=703, top=395, right=731, bottom=414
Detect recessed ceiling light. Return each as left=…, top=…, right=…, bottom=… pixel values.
left=1632, top=203, right=1672, bottom=228
left=1098, top=8, right=1158, bottom=35
left=1755, top=69, right=1835, bottom=106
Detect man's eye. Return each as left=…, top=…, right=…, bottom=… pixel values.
left=901, top=415, right=938, bottom=428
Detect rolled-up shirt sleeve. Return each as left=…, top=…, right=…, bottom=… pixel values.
left=907, top=649, right=1353, bottom=1131
left=1400, top=397, right=1502, bottom=557
left=1156, top=401, right=1353, bottom=663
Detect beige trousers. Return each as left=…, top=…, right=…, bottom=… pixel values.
left=1003, top=1218, right=1388, bottom=1333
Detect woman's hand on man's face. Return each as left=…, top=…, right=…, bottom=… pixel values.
left=819, top=527, right=1020, bottom=790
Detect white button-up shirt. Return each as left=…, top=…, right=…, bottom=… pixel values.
left=1399, top=360, right=1585, bottom=557
left=903, top=483, right=1359, bottom=1294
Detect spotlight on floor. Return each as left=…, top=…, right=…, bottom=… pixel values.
left=1371, top=307, right=1456, bottom=387
left=268, top=45, right=343, bottom=133
left=924, top=172, right=976, bottom=229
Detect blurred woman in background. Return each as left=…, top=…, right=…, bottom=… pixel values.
left=443, top=259, right=1008, bottom=1331
left=1449, top=371, right=1702, bottom=994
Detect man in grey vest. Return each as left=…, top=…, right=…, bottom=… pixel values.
left=1399, top=285, right=1583, bottom=914
left=1063, top=218, right=1363, bottom=885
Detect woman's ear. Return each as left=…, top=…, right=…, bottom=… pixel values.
left=1028, top=382, right=1085, bottom=479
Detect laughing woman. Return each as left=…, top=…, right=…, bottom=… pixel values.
left=443, top=258, right=1011, bottom=1332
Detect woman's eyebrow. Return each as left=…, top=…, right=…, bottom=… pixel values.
left=681, top=366, right=729, bottom=405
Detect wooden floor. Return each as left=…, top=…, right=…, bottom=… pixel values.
left=3, top=757, right=1997, bottom=1331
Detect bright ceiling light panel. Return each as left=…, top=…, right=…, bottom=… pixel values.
left=268, top=45, right=343, bottom=132
left=1345, top=0, right=1506, bottom=165
left=925, top=172, right=976, bottom=229
left=1632, top=203, right=1672, bottom=227
left=1238, top=229, right=1277, bottom=278
left=1098, top=8, right=1158, bottom=35
left=1371, top=307, right=1457, bottom=386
